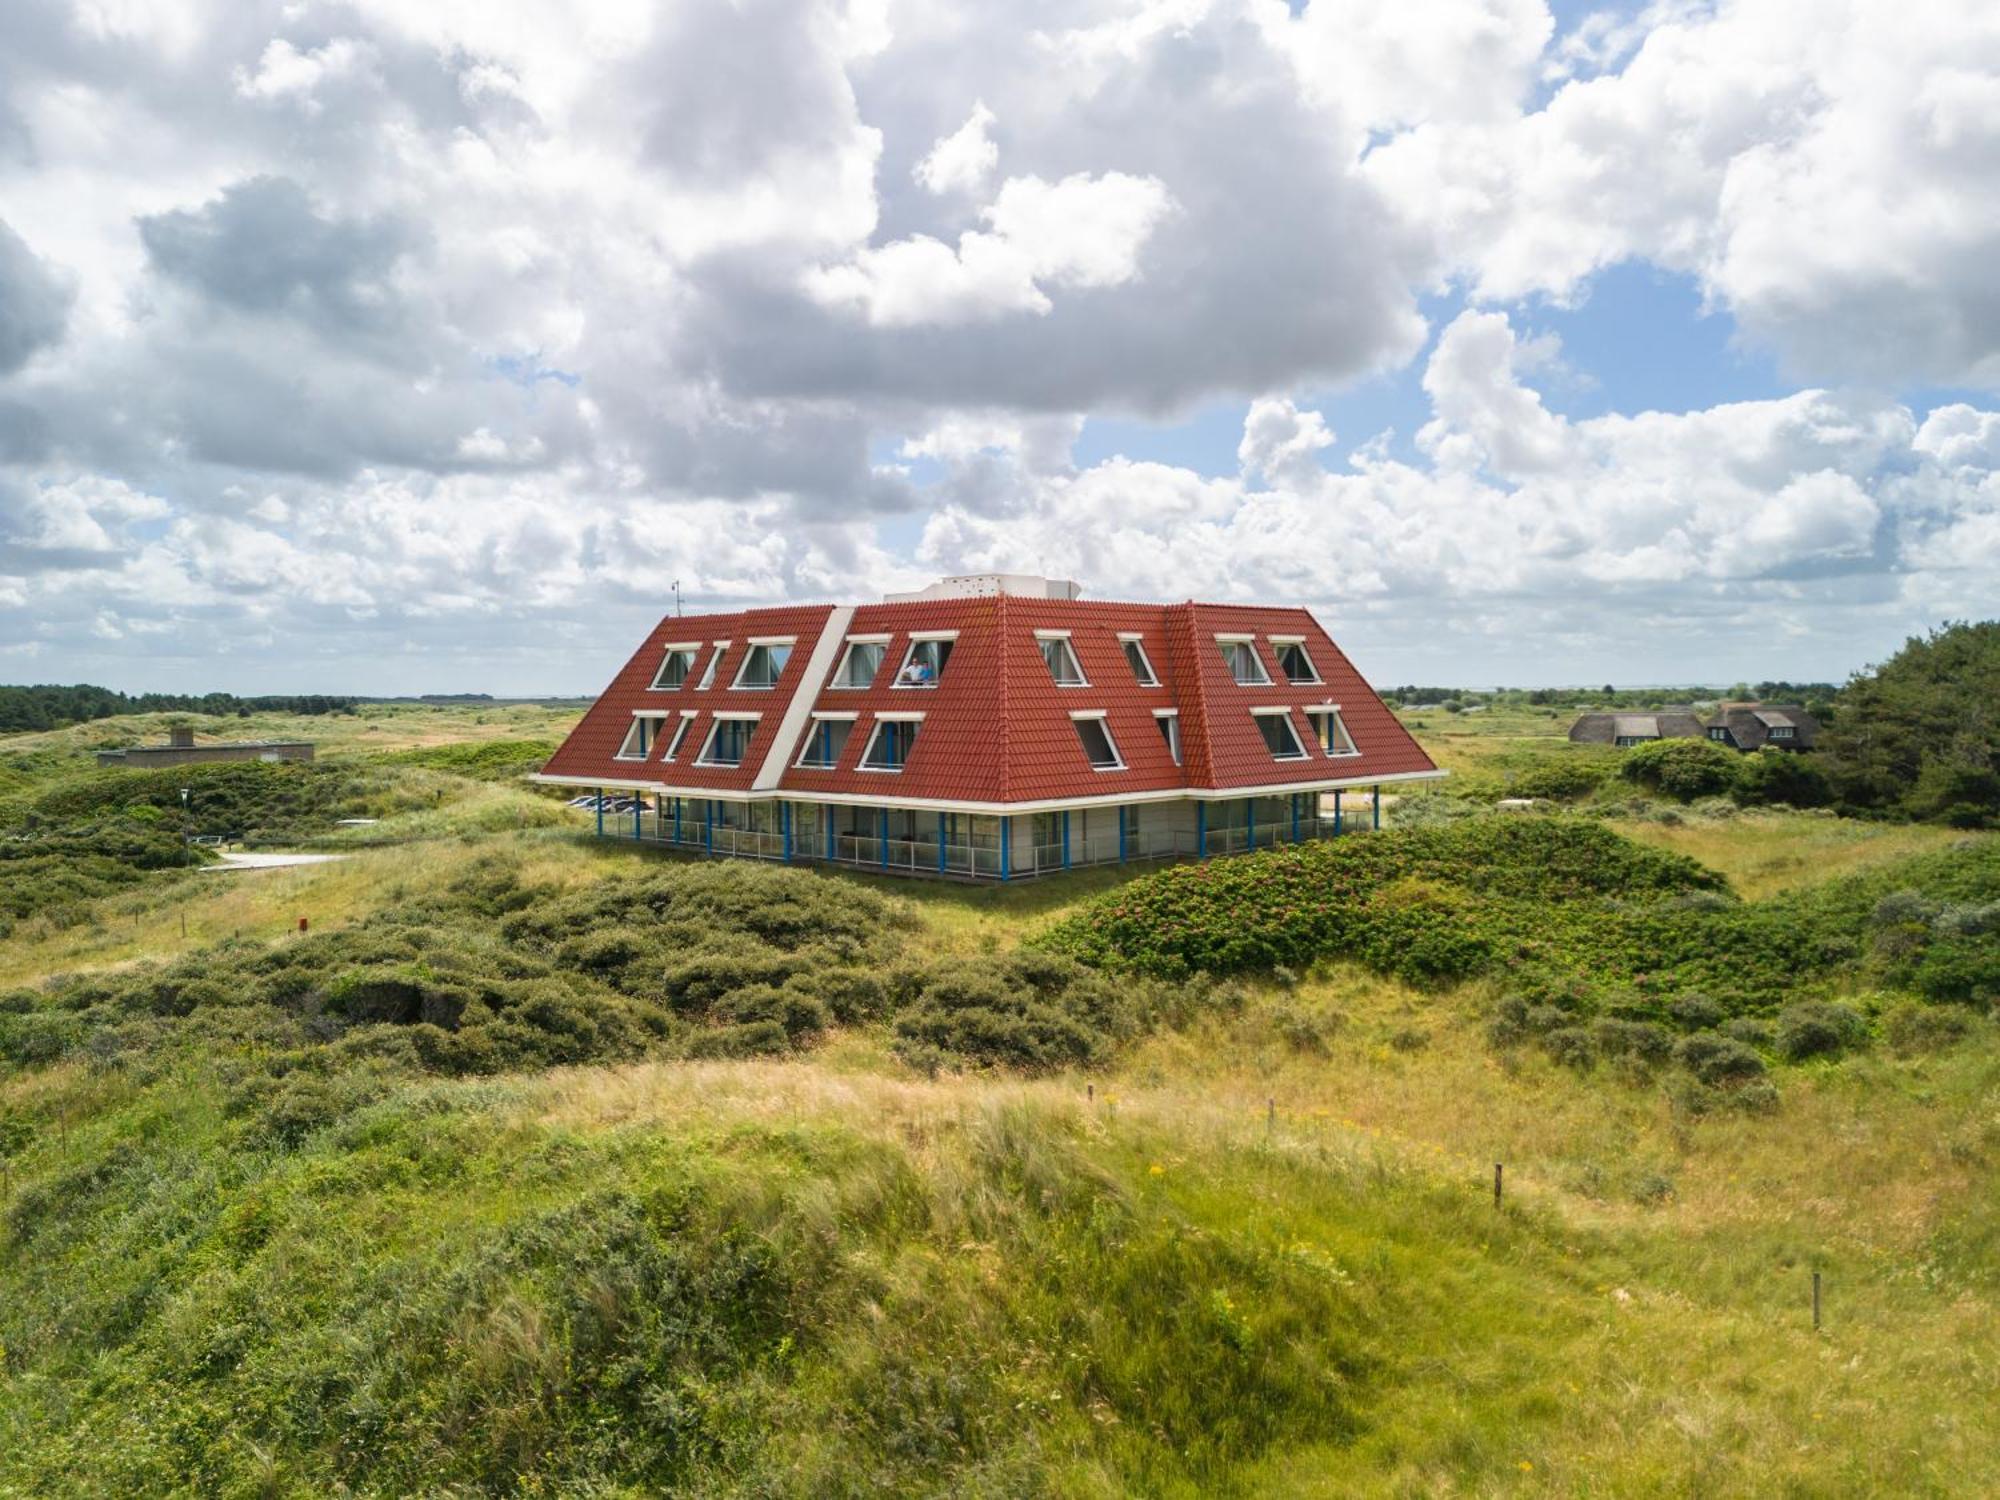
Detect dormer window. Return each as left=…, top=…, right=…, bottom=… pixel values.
left=1708, top=727, right=1731, bottom=743
left=731, top=641, right=793, bottom=689
left=1154, top=709, right=1182, bottom=765
left=1273, top=638, right=1320, bottom=684
left=695, top=643, right=726, bottom=691
left=1071, top=712, right=1124, bottom=770
left=1770, top=726, right=1795, bottom=740
left=615, top=713, right=670, bottom=760
left=649, top=645, right=699, bottom=691
left=1218, top=637, right=1270, bottom=686
left=794, top=715, right=854, bottom=768
left=1252, top=707, right=1308, bottom=760
left=1037, top=632, right=1087, bottom=686
left=893, top=633, right=955, bottom=688
left=661, top=714, right=694, bottom=761
left=695, top=715, right=757, bottom=767
left=860, top=716, right=922, bottom=770
left=1119, top=633, right=1159, bottom=686
left=1305, top=707, right=1357, bottom=756
left=832, top=638, right=887, bottom=689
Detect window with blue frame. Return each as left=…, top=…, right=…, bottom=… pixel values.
left=861, top=718, right=921, bottom=769
left=731, top=642, right=792, bottom=688
left=696, top=717, right=756, bottom=766
left=795, top=717, right=854, bottom=768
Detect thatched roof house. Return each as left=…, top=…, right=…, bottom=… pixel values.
left=1704, top=704, right=1820, bottom=751
left=1568, top=712, right=1705, bottom=747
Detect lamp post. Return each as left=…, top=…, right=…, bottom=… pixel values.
left=180, top=787, right=191, bottom=849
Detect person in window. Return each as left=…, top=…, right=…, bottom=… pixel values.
left=899, top=658, right=926, bottom=686
left=915, top=657, right=935, bottom=685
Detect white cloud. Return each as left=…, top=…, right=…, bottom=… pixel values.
left=233, top=38, right=376, bottom=113
left=914, top=101, right=998, bottom=195
left=1368, top=0, right=2000, bottom=388
left=806, top=170, right=1174, bottom=326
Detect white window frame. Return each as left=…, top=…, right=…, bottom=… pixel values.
left=891, top=630, right=958, bottom=689
left=614, top=711, right=672, bottom=761
left=1035, top=629, right=1089, bottom=687
left=694, top=641, right=729, bottom=691
left=1069, top=709, right=1126, bottom=772
left=730, top=637, right=795, bottom=690
left=1770, top=726, right=1795, bottom=740
left=858, top=712, right=924, bottom=773
left=694, top=710, right=761, bottom=768
left=661, top=712, right=696, bottom=762
left=1117, top=632, right=1160, bottom=686
left=830, top=635, right=890, bottom=690
left=1153, top=708, right=1182, bottom=766
left=1217, top=634, right=1272, bottom=686
left=1271, top=636, right=1321, bottom=685
left=793, top=711, right=858, bottom=769
left=1305, top=705, right=1358, bottom=757
left=1251, top=705, right=1309, bottom=761
left=648, top=642, right=701, bottom=692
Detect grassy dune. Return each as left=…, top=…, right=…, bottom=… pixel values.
left=1, top=706, right=1995, bottom=1495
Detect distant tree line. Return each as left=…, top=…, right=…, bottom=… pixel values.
left=0, top=684, right=355, bottom=734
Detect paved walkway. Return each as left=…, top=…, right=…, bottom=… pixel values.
left=202, top=851, right=350, bottom=871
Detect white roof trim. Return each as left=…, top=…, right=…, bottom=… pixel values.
left=873, top=710, right=926, bottom=723
left=1032, top=628, right=1072, bottom=639
left=1214, top=631, right=1257, bottom=643
left=1152, top=707, right=1180, bottom=717
left=809, top=709, right=860, bottom=721
left=844, top=632, right=893, bottom=644
left=1068, top=708, right=1109, bottom=720
left=1249, top=705, right=1296, bottom=716
left=1268, top=634, right=1305, bottom=645
left=745, top=634, right=796, bottom=647
left=710, top=710, right=763, bottom=721
left=660, top=641, right=701, bottom=653
left=907, top=629, right=959, bottom=641
left=629, top=709, right=674, bottom=718
left=1114, top=630, right=1146, bottom=641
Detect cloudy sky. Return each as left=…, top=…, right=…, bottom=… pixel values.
left=2, top=0, right=1997, bottom=694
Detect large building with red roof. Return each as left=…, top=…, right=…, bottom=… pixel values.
left=534, top=574, right=1442, bottom=879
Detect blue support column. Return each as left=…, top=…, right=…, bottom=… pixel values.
left=1000, top=817, right=1012, bottom=881
left=879, top=806, right=889, bottom=870
left=825, top=804, right=836, bottom=861
left=1334, top=789, right=1342, bottom=836
left=1061, top=811, right=1071, bottom=871
left=674, top=796, right=681, bottom=842
left=1291, top=793, right=1300, bottom=845
left=704, top=798, right=714, bottom=854
left=594, top=787, right=603, bottom=838
left=1373, top=785, right=1381, bottom=830
left=633, top=795, right=642, bottom=840
left=937, top=812, right=947, bottom=875
left=781, top=801, right=792, bottom=862
left=1118, top=807, right=1127, bottom=864
left=1196, top=802, right=1207, bottom=858
left=1247, top=797, right=1255, bottom=851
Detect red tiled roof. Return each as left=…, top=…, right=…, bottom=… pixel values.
left=539, top=596, right=1438, bottom=808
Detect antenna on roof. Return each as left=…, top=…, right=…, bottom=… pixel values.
left=672, top=579, right=682, bottom=617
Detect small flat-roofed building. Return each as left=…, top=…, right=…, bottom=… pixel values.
left=535, top=575, right=1444, bottom=879
left=97, top=724, right=316, bottom=768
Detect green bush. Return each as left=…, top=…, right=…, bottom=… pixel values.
left=893, top=954, right=1137, bottom=1072
left=1674, top=1033, right=1767, bottom=1086
left=1509, top=760, right=1610, bottom=801
left=1773, top=1001, right=1868, bottom=1061
left=1731, top=748, right=1833, bottom=808
left=1618, top=739, right=1739, bottom=800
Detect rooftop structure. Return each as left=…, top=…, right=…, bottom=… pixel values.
left=1704, top=703, right=1820, bottom=751
left=97, top=724, right=316, bottom=769
left=1568, top=711, right=1705, bottom=748
left=534, top=579, right=1443, bottom=879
